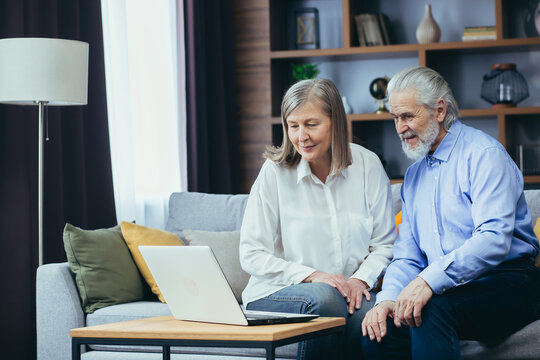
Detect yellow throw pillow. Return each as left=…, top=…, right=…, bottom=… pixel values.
left=120, top=221, right=184, bottom=302
left=395, top=211, right=402, bottom=234
left=534, top=218, right=540, bottom=268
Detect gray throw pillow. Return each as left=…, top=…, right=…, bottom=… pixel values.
left=63, top=223, right=146, bottom=313
left=182, top=229, right=249, bottom=303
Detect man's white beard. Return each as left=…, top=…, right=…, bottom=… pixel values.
left=400, top=118, right=440, bottom=161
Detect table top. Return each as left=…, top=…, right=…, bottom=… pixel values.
left=70, top=316, right=345, bottom=342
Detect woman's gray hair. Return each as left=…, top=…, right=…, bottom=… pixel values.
left=387, top=66, right=459, bottom=130
left=264, top=78, right=352, bottom=174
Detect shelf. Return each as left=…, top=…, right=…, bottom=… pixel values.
left=349, top=113, right=393, bottom=121
left=270, top=37, right=540, bottom=60
left=524, top=176, right=540, bottom=184
left=460, top=107, right=540, bottom=117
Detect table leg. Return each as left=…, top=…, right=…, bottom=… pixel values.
left=163, top=345, right=171, bottom=360
left=265, top=343, right=276, bottom=360
left=71, top=339, right=81, bottom=360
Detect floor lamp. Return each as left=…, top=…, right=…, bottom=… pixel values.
left=0, top=38, right=89, bottom=266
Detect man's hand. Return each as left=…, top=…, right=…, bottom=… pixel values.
left=346, top=278, right=371, bottom=314
left=362, top=300, right=395, bottom=342
left=303, top=271, right=351, bottom=300
left=394, top=277, right=433, bottom=328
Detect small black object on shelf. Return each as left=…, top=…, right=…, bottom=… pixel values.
left=369, top=76, right=390, bottom=113
left=481, top=63, right=529, bottom=108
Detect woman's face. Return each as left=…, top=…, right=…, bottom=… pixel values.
left=286, top=101, right=332, bottom=170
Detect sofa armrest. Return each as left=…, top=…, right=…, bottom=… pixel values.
left=37, top=262, right=85, bottom=360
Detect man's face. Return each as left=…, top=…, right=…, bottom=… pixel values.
left=389, top=89, right=446, bottom=161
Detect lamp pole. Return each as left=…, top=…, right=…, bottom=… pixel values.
left=37, top=101, right=47, bottom=266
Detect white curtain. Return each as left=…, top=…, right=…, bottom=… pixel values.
left=101, top=0, right=187, bottom=229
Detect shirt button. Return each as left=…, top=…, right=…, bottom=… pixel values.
left=439, top=255, right=443, bottom=260
left=434, top=176, right=438, bottom=180
left=461, top=279, right=465, bottom=283
left=434, top=229, right=438, bottom=233
left=442, top=288, right=446, bottom=292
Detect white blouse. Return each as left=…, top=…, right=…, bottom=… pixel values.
left=240, top=143, right=396, bottom=305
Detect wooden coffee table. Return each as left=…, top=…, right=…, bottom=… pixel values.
left=71, top=315, right=345, bottom=360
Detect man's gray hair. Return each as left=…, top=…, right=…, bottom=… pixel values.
left=387, top=66, right=459, bottom=130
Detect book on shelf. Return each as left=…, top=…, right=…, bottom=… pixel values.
left=377, top=13, right=392, bottom=45
left=354, top=14, right=367, bottom=46
left=462, top=25, right=496, bottom=41
left=464, top=25, right=496, bottom=32
left=462, top=34, right=497, bottom=41
left=354, top=13, right=392, bottom=47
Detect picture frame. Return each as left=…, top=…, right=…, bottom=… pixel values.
left=294, top=8, right=320, bottom=50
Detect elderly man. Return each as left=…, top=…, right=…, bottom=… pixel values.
left=361, top=66, right=540, bottom=360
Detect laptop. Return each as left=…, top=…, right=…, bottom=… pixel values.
left=138, top=245, right=319, bottom=326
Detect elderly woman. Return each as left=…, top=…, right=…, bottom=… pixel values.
left=239, top=78, right=396, bottom=360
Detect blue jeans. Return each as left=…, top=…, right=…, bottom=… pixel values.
left=361, top=259, right=540, bottom=360
left=246, top=282, right=375, bottom=360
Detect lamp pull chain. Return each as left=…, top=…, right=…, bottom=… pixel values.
left=45, top=106, right=49, bottom=141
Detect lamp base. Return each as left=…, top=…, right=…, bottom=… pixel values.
left=492, top=103, right=516, bottom=108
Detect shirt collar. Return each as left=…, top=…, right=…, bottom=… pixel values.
left=429, top=119, right=462, bottom=163
left=296, top=157, right=348, bottom=184
left=297, top=157, right=311, bottom=183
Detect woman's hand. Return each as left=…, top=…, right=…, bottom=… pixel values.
left=346, top=278, right=371, bottom=314
left=303, top=271, right=351, bottom=300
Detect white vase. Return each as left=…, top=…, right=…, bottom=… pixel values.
left=342, top=96, right=353, bottom=114
left=416, top=4, right=441, bottom=44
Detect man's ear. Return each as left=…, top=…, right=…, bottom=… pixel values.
left=435, top=98, right=447, bottom=124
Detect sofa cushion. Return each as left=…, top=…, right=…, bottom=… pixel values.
left=165, top=192, right=249, bottom=240
left=86, top=301, right=172, bottom=327
left=461, top=319, right=540, bottom=360
left=182, top=229, right=249, bottom=303
left=121, top=222, right=184, bottom=303
left=525, top=190, right=540, bottom=225
left=391, top=183, right=402, bottom=215
left=63, top=223, right=146, bottom=313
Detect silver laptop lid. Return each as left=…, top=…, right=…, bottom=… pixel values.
left=139, top=245, right=249, bottom=326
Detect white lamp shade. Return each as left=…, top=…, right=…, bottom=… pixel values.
left=0, top=37, right=89, bottom=105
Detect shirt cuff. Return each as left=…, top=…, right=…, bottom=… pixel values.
left=374, top=289, right=400, bottom=305
left=351, top=268, right=378, bottom=290
left=286, top=263, right=317, bottom=285
left=418, top=262, right=455, bottom=295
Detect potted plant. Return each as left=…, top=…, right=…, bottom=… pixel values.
left=291, top=63, right=320, bottom=82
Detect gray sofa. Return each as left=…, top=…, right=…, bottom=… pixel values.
left=36, top=184, right=540, bottom=360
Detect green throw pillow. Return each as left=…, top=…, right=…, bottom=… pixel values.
left=63, top=223, right=146, bottom=313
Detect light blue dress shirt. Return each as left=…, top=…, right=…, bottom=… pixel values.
left=376, top=120, right=539, bottom=304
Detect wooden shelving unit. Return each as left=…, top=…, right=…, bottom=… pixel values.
left=233, top=0, right=540, bottom=192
